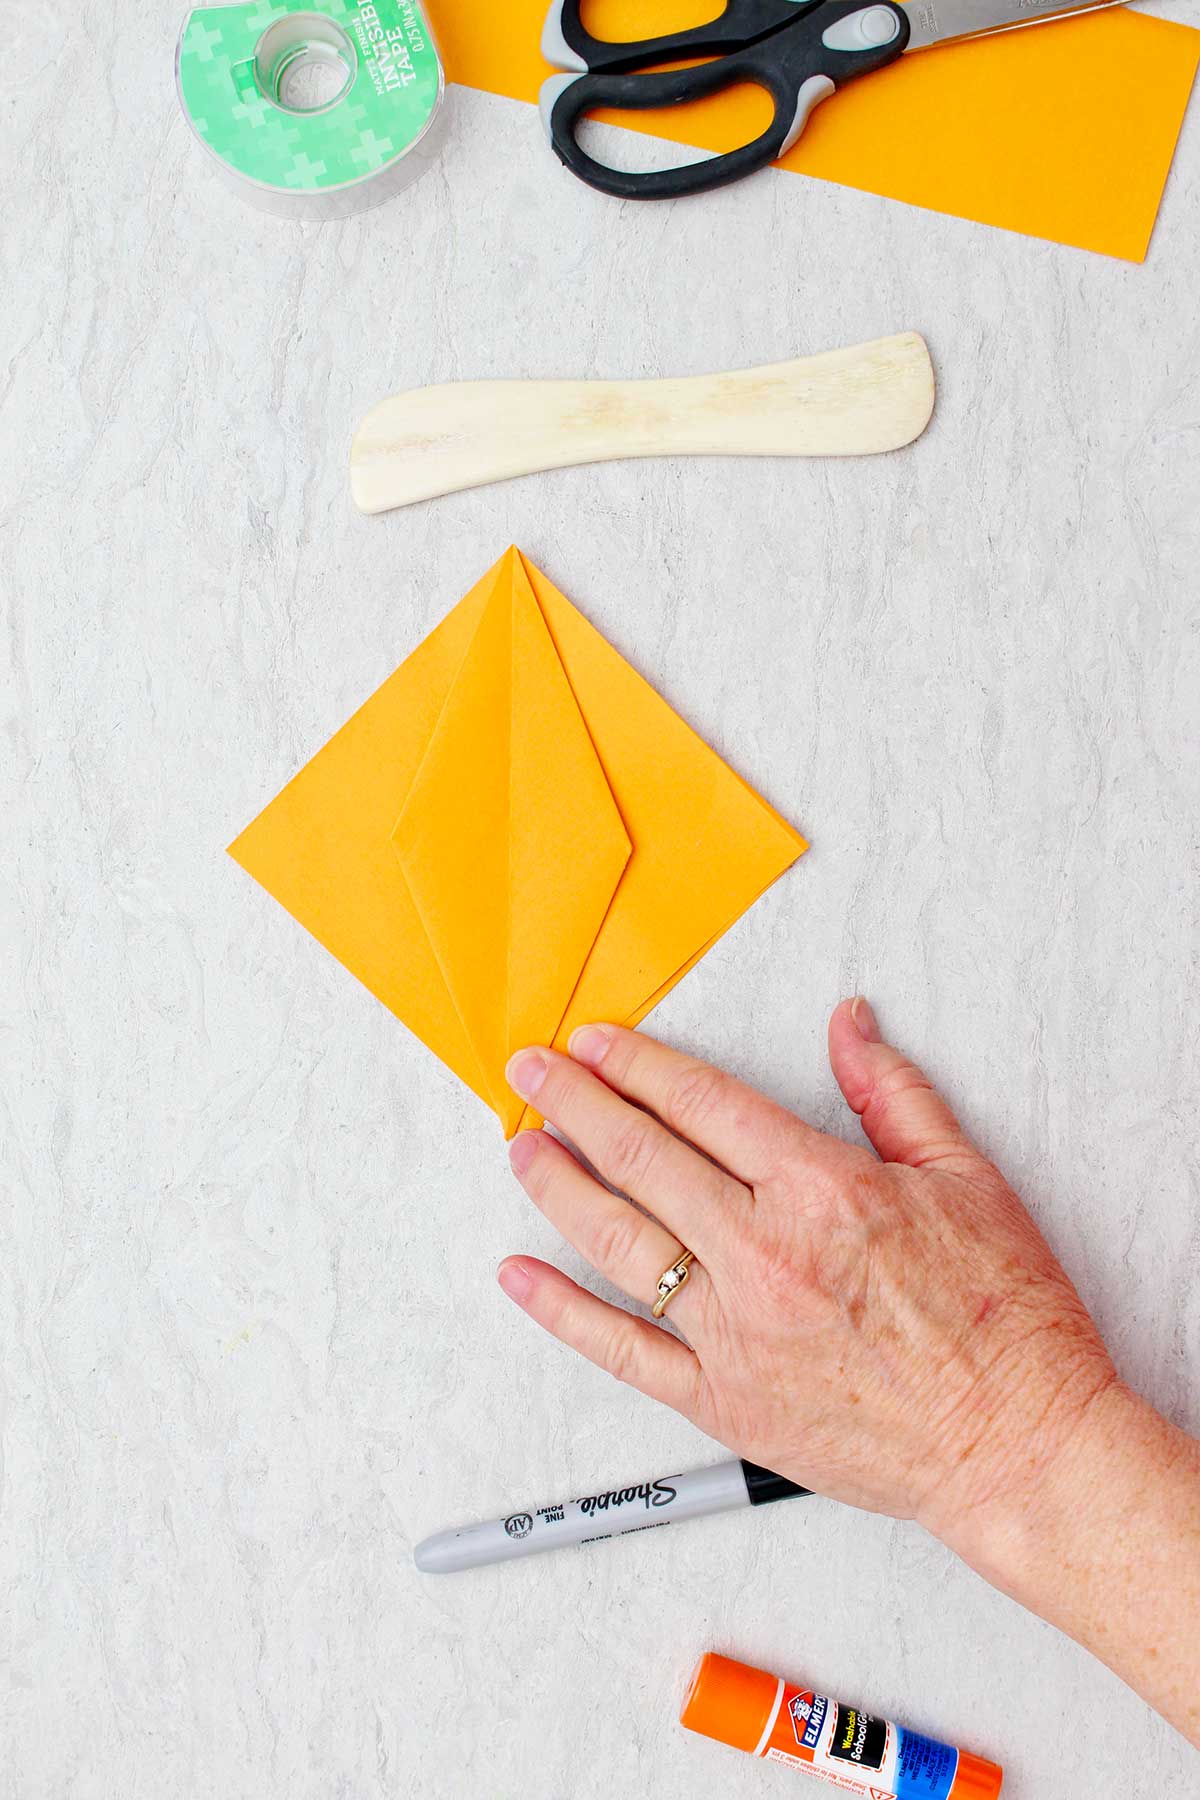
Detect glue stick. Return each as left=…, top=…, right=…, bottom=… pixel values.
left=681, top=1652, right=1002, bottom=1798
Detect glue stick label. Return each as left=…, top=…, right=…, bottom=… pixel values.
left=761, top=1683, right=959, bottom=1799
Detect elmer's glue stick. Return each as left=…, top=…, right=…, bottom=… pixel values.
left=681, top=1652, right=1002, bottom=1799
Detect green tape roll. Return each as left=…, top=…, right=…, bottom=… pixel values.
left=176, top=0, right=445, bottom=218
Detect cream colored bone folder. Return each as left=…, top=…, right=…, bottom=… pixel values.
left=350, top=332, right=935, bottom=514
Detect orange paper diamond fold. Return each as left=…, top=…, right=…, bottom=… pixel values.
left=229, top=548, right=807, bottom=1134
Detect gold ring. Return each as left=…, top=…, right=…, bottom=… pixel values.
left=652, top=1249, right=695, bottom=1318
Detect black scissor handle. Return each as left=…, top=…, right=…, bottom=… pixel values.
left=541, top=0, right=909, bottom=202
left=542, top=0, right=824, bottom=75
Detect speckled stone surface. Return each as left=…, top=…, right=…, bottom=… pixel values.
left=3, top=5, right=1199, bottom=1794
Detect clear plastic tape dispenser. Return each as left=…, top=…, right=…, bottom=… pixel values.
left=176, top=0, right=446, bottom=218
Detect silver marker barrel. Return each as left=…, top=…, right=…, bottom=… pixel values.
left=413, top=1459, right=809, bottom=1574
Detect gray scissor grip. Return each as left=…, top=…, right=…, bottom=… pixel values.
left=539, top=72, right=582, bottom=144
left=541, top=0, right=587, bottom=72
left=779, top=72, right=835, bottom=153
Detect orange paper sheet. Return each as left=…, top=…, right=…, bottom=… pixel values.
left=230, top=549, right=807, bottom=1135
left=433, top=1, right=1199, bottom=261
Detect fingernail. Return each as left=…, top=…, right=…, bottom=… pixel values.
left=508, top=1130, right=541, bottom=1177
left=506, top=1049, right=548, bottom=1100
left=569, top=1024, right=611, bottom=1068
left=497, top=1257, right=534, bottom=1303
left=851, top=996, right=881, bottom=1043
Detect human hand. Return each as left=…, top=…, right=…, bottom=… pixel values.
left=499, top=1002, right=1200, bottom=1745
left=498, top=999, right=1115, bottom=1543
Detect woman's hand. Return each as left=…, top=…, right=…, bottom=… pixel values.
left=499, top=1000, right=1200, bottom=1747
left=499, top=998, right=1114, bottom=1535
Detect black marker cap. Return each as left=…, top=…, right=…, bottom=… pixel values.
left=740, top=1461, right=811, bottom=1505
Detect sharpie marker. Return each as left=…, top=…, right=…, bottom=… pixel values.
left=414, top=1459, right=809, bottom=1573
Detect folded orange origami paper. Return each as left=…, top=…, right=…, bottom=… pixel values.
left=230, top=549, right=807, bottom=1134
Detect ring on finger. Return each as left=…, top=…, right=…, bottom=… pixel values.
left=651, top=1248, right=695, bottom=1319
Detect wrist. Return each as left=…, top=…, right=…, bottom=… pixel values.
left=929, top=1371, right=1137, bottom=1601
left=928, top=1378, right=1200, bottom=1745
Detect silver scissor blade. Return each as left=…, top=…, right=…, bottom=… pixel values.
left=903, top=0, right=1122, bottom=53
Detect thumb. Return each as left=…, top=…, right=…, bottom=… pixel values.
left=828, top=997, right=985, bottom=1175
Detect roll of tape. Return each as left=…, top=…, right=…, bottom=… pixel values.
left=176, top=0, right=446, bottom=219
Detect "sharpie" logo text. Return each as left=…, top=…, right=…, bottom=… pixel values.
left=577, top=1478, right=678, bottom=1517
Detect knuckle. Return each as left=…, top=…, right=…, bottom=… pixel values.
left=742, top=1114, right=800, bottom=1188
left=587, top=1204, right=645, bottom=1277
left=602, top=1323, right=640, bottom=1388
left=600, top=1029, right=638, bottom=1083
left=535, top=1055, right=576, bottom=1116
left=833, top=1163, right=881, bottom=1226
left=666, top=1060, right=729, bottom=1134
left=772, top=1152, right=837, bottom=1224
left=876, top=1061, right=936, bottom=1104
left=603, top=1114, right=662, bottom=1192
left=519, top=1143, right=553, bottom=1201
left=540, top=1280, right=571, bottom=1333
left=752, top=1237, right=806, bottom=1308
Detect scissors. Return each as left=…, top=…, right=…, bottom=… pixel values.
left=540, top=0, right=1131, bottom=200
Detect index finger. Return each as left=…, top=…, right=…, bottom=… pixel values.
left=506, top=1046, right=748, bottom=1264
left=565, top=1024, right=828, bottom=1188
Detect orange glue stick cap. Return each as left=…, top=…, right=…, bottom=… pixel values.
left=947, top=1752, right=1005, bottom=1800
left=681, top=1652, right=779, bottom=1752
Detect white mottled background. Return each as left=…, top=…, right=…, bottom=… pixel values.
left=3, top=2, right=1199, bottom=1794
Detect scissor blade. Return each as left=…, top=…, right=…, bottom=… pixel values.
left=904, top=0, right=1122, bottom=53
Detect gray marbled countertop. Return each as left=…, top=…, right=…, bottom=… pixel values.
left=4, top=3, right=1199, bottom=1794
